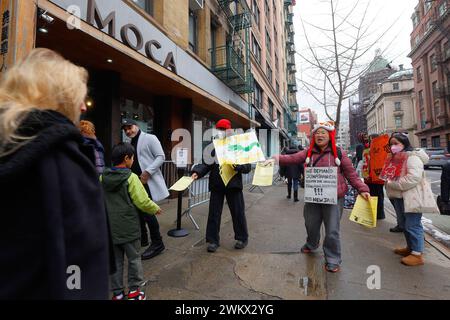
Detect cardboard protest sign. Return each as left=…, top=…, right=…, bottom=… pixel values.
left=304, top=167, right=338, bottom=205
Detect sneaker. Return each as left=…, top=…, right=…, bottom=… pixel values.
left=207, top=243, right=219, bottom=253
left=234, top=240, right=248, bottom=250
left=300, top=244, right=313, bottom=254
left=325, top=263, right=340, bottom=273
left=127, top=290, right=146, bottom=300
left=112, top=292, right=125, bottom=300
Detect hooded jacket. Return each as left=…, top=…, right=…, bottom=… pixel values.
left=276, top=146, right=369, bottom=198
left=101, top=167, right=160, bottom=245
left=385, top=149, right=429, bottom=199
left=0, top=110, right=110, bottom=300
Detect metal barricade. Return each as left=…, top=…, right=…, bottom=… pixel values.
left=181, top=165, right=256, bottom=230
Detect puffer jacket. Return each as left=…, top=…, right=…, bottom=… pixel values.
left=385, top=149, right=429, bottom=199
left=276, top=146, right=369, bottom=198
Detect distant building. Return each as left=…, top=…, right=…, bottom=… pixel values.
left=350, top=52, right=396, bottom=148
left=366, top=67, right=419, bottom=147
left=297, top=108, right=318, bottom=147
left=337, top=107, right=351, bottom=152
left=408, top=0, right=450, bottom=151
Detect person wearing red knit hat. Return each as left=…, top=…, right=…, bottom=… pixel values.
left=190, top=119, right=251, bottom=253
left=267, top=121, right=370, bottom=273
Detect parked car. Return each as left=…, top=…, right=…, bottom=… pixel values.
left=420, top=148, right=450, bottom=169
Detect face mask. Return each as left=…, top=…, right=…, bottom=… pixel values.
left=390, top=144, right=404, bottom=154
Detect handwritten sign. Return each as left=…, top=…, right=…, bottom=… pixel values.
left=304, top=167, right=338, bottom=205
left=369, top=134, right=389, bottom=183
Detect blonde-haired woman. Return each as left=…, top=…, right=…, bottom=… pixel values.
left=0, top=48, right=110, bottom=299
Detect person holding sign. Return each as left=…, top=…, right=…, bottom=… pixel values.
left=191, top=119, right=251, bottom=253
left=383, top=133, right=429, bottom=266
left=268, top=121, right=370, bottom=273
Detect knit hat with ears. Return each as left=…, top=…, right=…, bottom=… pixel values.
left=305, top=121, right=341, bottom=166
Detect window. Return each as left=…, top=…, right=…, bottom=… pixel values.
left=424, top=0, right=432, bottom=13
left=276, top=81, right=280, bottom=96
left=420, top=109, right=426, bottom=129
left=265, top=29, right=271, bottom=55
left=439, top=1, right=448, bottom=17
left=421, top=138, right=427, bottom=148
left=432, top=136, right=441, bottom=148
left=252, top=35, right=261, bottom=63
left=395, top=116, right=402, bottom=128
left=419, top=90, right=424, bottom=107
left=416, top=66, right=422, bottom=81
left=426, top=19, right=433, bottom=33
left=432, top=81, right=438, bottom=99
left=394, top=102, right=401, bottom=111
left=412, top=13, right=419, bottom=28
left=434, top=102, right=441, bottom=119
left=393, top=83, right=400, bottom=91
left=268, top=99, right=274, bottom=120
left=266, top=63, right=272, bottom=83
left=252, top=0, right=260, bottom=27
left=430, top=54, right=437, bottom=72
left=277, top=110, right=281, bottom=123
left=254, top=81, right=263, bottom=109
left=444, top=41, right=450, bottom=59
left=133, top=0, right=154, bottom=16
left=189, top=10, right=197, bottom=53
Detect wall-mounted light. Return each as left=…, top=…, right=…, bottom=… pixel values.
left=107, top=59, right=113, bottom=63
left=38, top=27, right=48, bottom=34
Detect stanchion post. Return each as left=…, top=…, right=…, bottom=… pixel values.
left=167, top=167, right=189, bottom=237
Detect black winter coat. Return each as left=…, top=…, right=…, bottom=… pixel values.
left=279, top=148, right=304, bottom=179
left=0, top=110, right=110, bottom=299
left=192, top=149, right=251, bottom=192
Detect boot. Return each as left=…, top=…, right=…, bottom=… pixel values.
left=394, top=247, right=411, bottom=257
left=294, top=191, right=299, bottom=202
left=401, top=254, right=424, bottom=266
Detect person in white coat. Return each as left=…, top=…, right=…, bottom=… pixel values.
left=384, top=133, right=429, bottom=267
left=122, top=119, right=169, bottom=260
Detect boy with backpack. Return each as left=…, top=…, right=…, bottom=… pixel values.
left=101, top=143, right=162, bottom=300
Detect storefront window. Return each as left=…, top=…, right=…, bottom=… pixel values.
left=120, top=98, right=154, bottom=142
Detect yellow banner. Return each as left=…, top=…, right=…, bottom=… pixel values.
left=252, top=162, right=274, bottom=186
left=219, top=164, right=237, bottom=187
left=349, top=196, right=378, bottom=228
left=169, top=176, right=194, bottom=192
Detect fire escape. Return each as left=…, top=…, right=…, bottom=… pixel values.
left=284, top=0, right=298, bottom=138
left=210, top=0, right=254, bottom=118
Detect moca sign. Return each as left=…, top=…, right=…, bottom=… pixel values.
left=82, top=0, right=177, bottom=74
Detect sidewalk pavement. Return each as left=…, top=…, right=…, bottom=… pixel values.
left=140, top=183, right=450, bottom=300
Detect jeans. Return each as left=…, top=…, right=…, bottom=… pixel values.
left=390, top=198, right=424, bottom=253
left=287, top=178, right=300, bottom=193
left=110, top=239, right=144, bottom=295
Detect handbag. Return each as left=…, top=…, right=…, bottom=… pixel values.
left=403, top=172, right=440, bottom=214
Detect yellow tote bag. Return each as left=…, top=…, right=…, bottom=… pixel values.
left=349, top=196, right=378, bottom=228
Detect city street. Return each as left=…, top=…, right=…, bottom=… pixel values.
left=143, top=183, right=450, bottom=300
left=426, top=168, right=443, bottom=195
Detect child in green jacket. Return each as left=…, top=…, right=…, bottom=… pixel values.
left=101, top=143, right=162, bottom=300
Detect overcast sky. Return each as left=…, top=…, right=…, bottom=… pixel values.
left=293, top=0, right=418, bottom=122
